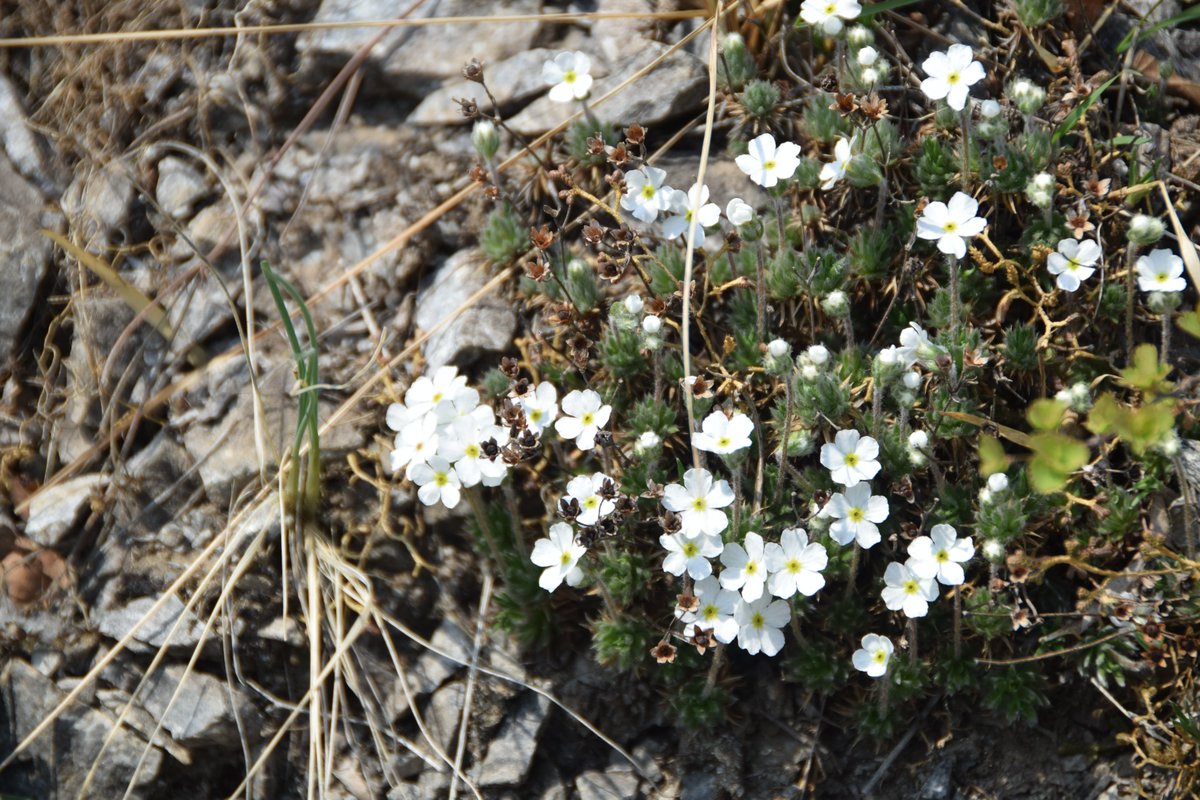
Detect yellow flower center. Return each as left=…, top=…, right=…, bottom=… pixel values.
left=529, top=409, right=543, bottom=422
left=465, top=444, right=480, bottom=458
left=682, top=541, right=699, bottom=558
left=1156, top=272, right=1168, bottom=283
left=435, top=472, right=448, bottom=487
left=583, top=497, right=599, bottom=510
left=844, top=453, right=860, bottom=468
left=873, top=650, right=887, bottom=664
left=581, top=412, right=595, bottom=426
left=564, top=69, right=577, bottom=84
left=943, top=221, right=958, bottom=233
left=560, top=552, right=573, bottom=566
left=947, top=71, right=961, bottom=85
left=848, top=507, right=865, bottom=523
left=702, top=605, right=718, bottom=621
left=904, top=579, right=919, bottom=594
left=717, top=436, right=731, bottom=448
left=786, top=558, right=803, bottom=574
left=751, top=612, right=765, bottom=629
left=433, top=391, right=444, bottom=402
left=691, top=497, right=707, bottom=512
left=936, top=549, right=949, bottom=563
left=824, top=2, right=836, bottom=13
left=764, top=159, right=777, bottom=171
left=641, top=184, right=656, bottom=200
left=746, top=561, right=759, bottom=576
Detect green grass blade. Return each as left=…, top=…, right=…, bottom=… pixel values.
left=1053, top=74, right=1118, bottom=142
left=1118, top=5, right=1200, bottom=53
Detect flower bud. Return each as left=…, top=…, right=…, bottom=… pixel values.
left=979, top=99, right=1002, bottom=119
left=1147, top=290, right=1183, bottom=315
left=806, top=344, right=831, bottom=365
left=908, top=430, right=929, bottom=450
left=987, top=473, right=1009, bottom=493
left=634, top=430, right=662, bottom=458
left=856, top=46, right=878, bottom=67
left=902, top=370, right=922, bottom=390
left=471, top=120, right=500, bottom=161
left=785, top=428, right=815, bottom=457
left=1128, top=214, right=1165, bottom=246
left=983, top=539, right=1006, bottom=563
left=1025, top=172, right=1054, bottom=209
left=821, top=290, right=850, bottom=318
left=767, top=338, right=791, bottom=359
left=623, top=294, right=644, bottom=315
left=726, top=197, right=754, bottom=226
left=642, top=314, right=663, bottom=334
left=846, top=25, right=874, bottom=48
left=1008, top=78, right=1046, bottom=115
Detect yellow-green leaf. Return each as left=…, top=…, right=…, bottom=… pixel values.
left=1120, top=344, right=1173, bottom=394
left=1027, top=398, right=1067, bottom=432
left=979, top=435, right=1009, bottom=476
left=1027, top=432, right=1089, bottom=494
left=1178, top=309, right=1200, bottom=339
left=1122, top=401, right=1177, bottom=455
left=1085, top=393, right=1124, bottom=436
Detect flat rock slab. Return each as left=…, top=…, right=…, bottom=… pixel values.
left=475, top=692, right=550, bottom=787
left=2, top=660, right=163, bottom=799
left=95, top=594, right=206, bottom=653
left=507, top=41, right=708, bottom=135
left=415, top=247, right=517, bottom=371
left=297, top=0, right=542, bottom=97
left=24, top=473, right=107, bottom=549
left=576, top=767, right=641, bottom=800
left=0, top=154, right=54, bottom=360
left=141, top=665, right=244, bottom=746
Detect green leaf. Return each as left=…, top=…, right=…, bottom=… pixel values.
left=979, top=435, right=1009, bottom=476
left=1117, top=5, right=1200, bottom=53
left=1053, top=75, right=1118, bottom=143
left=1121, top=402, right=1176, bottom=455
left=1085, top=393, right=1124, bottom=436
left=1027, top=432, right=1089, bottom=494
left=1120, top=343, right=1173, bottom=393
left=1178, top=309, right=1200, bottom=339
left=1027, top=398, right=1067, bottom=432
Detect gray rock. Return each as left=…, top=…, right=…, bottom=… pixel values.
left=424, top=680, right=467, bottom=754
left=508, top=41, right=708, bottom=135
left=0, top=155, right=54, bottom=360
left=588, top=0, right=660, bottom=66
left=475, top=692, right=550, bottom=787
left=140, top=665, right=244, bottom=746
left=115, top=431, right=202, bottom=539
left=24, top=473, right=107, bottom=548
left=60, top=160, right=134, bottom=246
left=95, top=594, right=206, bottom=653
left=576, top=767, right=640, bottom=800
left=409, top=49, right=574, bottom=125
left=2, top=660, right=164, bottom=799
left=155, top=155, right=208, bottom=219
left=415, top=247, right=517, bottom=371
left=680, top=772, right=722, bottom=800
left=411, top=620, right=473, bottom=695
left=918, top=757, right=953, bottom=799
left=386, top=782, right=423, bottom=800
left=298, top=0, right=542, bottom=97
left=0, top=74, right=56, bottom=194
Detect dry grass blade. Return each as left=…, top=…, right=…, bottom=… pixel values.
left=1157, top=181, right=1200, bottom=289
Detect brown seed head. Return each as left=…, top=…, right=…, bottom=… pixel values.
left=462, top=58, right=485, bottom=83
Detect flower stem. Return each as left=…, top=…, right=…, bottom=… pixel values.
left=844, top=543, right=861, bottom=598
left=1125, top=243, right=1140, bottom=365
left=870, top=372, right=884, bottom=441
left=947, top=253, right=962, bottom=343
left=953, top=589, right=963, bottom=659
left=1161, top=309, right=1172, bottom=364
left=755, top=240, right=768, bottom=343
left=959, top=105, right=972, bottom=190
left=908, top=617, right=919, bottom=667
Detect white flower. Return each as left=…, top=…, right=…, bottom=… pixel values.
left=385, top=401, right=412, bottom=433
left=660, top=530, right=723, bottom=579
left=979, top=98, right=1002, bottom=119
left=623, top=294, right=644, bottom=315
left=896, top=322, right=944, bottom=368
left=856, top=45, right=878, bottom=66
left=819, top=481, right=889, bottom=548
left=767, top=339, right=790, bottom=358
left=1135, top=249, right=1187, bottom=293
left=908, top=430, right=929, bottom=450
left=409, top=456, right=462, bottom=509
left=517, top=380, right=558, bottom=435
left=881, top=560, right=938, bottom=618
left=916, top=191, right=988, bottom=259
left=852, top=634, right=893, bottom=678
left=390, top=415, right=439, bottom=477
left=735, top=133, right=802, bottom=188
left=682, top=576, right=740, bottom=643
left=405, top=366, right=474, bottom=422
left=807, top=344, right=830, bottom=365
left=987, top=473, right=1009, bottom=493
left=819, top=136, right=855, bottom=191
left=634, top=430, right=661, bottom=456
left=726, top=197, right=754, bottom=226
left=642, top=315, right=663, bottom=334
left=799, top=0, right=863, bottom=35
left=530, top=522, right=586, bottom=591
left=764, top=528, right=828, bottom=598
left=983, top=538, right=1005, bottom=562
left=441, top=419, right=509, bottom=488
left=735, top=596, right=790, bottom=656
left=662, top=183, right=722, bottom=245
left=542, top=51, right=593, bottom=102
left=719, top=531, right=769, bottom=602
left=907, top=524, right=974, bottom=586
left=554, top=389, right=611, bottom=450
left=1047, top=238, right=1101, bottom=293
left=902, top=370, right=922, bottom=390
left=565, top=472, right=616, bottom=526
left=620, top=166, right=674, bottom=223
left=920, top=44, right=986, bottom=111
left=661, top=468, right=735, bottom=537
left=694, top=410, right=754, bottom=455
left=820, top=430, right=882, bottom=486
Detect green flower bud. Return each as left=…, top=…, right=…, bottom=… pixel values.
left=471, top=120, right=500, bottom=161
left=1146, top=290, right=1182, bottom=314
left=1127, top=214, right=1165, bottom=246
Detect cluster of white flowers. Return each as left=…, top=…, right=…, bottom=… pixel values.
left=881, top=524, right=974, bottom=618
left=387, top=366, right=511, bottom=510
left=621, top=169, right=758, bottom=250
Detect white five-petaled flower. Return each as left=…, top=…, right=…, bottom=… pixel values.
left=693, top=410, right=754, bottom=455
left=1047, top=238, right=1101, bottom=292
left=661, top=467, right=735, bottom=537
left=882, top=560, right=939, bottom=618
left=820, top=430, right=882, bottom=486
left=542, top=51, right=593, bottom=102
left=517, top=381, right=558, bottom=435
left=720, top=531, right=769, bottom=602
left=726, top=197, right=754, bottom=226
left=734, top=596, right=790, bottom=656
left=799, top=0, right=863, bottom=35
left=819, top=136, right=855, bottom=191
left=663, top=182, right=722, bottom=245
left=916, top=191, right=988, bottom=259
left=390, top=415, right=440, bottom=477
left=819, top=481, right=889, bottom=548
left=852, top=634, right=894, bottom=678
left=896, top=321, right=944, bottom=368
left=530, top=522, right=587, bottom=591
left=736, top=133, right=802, bottom=188
left=554, top=389, right=611, bottom=450
left=660, top=530, right=724, bottom=579
left=565, top=472, right=616, bottom=527
left=441, top=419, right=508, bottom=488
left=404, top=365, right=474, bottom=421
left=764, top=527, right=828, bottom=599
left=409, top=455, right=462, bottom=510
left=1135, top=249, right=1187, bottom=293
left=907, top=523, right=974, bottom=586
left=920, top=44, right=986, bottom=111
left=680, top=576, right=740, bottom=644
left=620, top=166, right=674, bottom=224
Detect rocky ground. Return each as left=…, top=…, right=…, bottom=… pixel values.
left=0, top=1, right=1194, bottom=798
